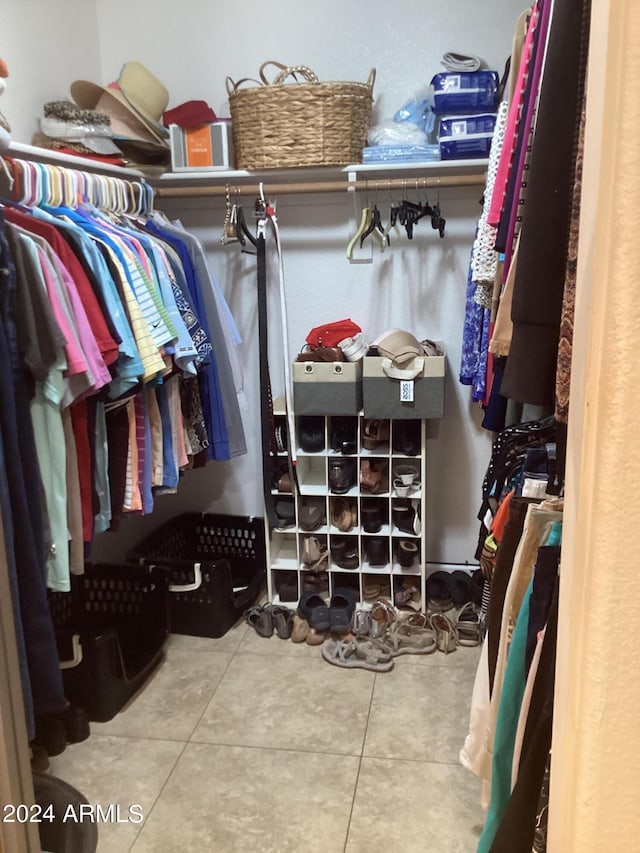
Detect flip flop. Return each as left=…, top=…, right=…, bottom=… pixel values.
left=322, top=639, right=394, bottom=672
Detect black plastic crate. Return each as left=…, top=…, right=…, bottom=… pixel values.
left=48, top=563, right=170, bottom=722
left=127, top=513, right=266, bottom=638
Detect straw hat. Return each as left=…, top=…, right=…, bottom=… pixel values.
left=71, top=61, right=169, bottom=147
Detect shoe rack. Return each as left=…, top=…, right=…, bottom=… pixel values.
left=267, top=406, right=427, bottom=613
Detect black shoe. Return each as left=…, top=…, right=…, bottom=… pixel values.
left=61, top=707, right=90, bottom=744
left=299, top=497, right=325, bottom=531
left=298, top=416, right=325, bottom=453
left=361, top=499, right=386, bottom=533
left=328, top=458, right=356, bottom=494
left=330, top=536, right=359, bottom=569
left=365, top=537, right=389, bottom=567
left=276, top=571, right=299, bottom=602
left=330, top=417, right=357, bottom=455
left=275, top=498, right=296, bottom=529
left=32, top=716, right=67, bottom=757
left=392, top=500, right=417, bottom=534
left=392, top=420, right=421, bottom=456
left=396, top=539, right=419, bottom=567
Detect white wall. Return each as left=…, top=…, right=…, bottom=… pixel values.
left=2, top=1, right=102, bottom=143
left=4, top=0, right=525, bottom=564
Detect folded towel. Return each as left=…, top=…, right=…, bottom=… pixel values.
left=441, top=52, right=484, bottom=72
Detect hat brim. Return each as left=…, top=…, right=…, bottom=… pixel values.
left=70, top=80, right=168, bottom=147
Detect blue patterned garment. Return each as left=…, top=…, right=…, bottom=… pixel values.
left=460, top=251, right=489, bottom=401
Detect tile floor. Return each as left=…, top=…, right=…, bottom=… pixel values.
left=49, top=619, right=486, bottom=852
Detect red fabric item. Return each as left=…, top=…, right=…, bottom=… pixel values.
left=162, top=100, right=218, bottom=129
left=306, top=319, right=361, bottom=349
left=491, top=488, right=515, bottom=543
left=70, top=400, right=93, bottom=544
left=4, top=208, right=119, bottom=366
left=43, top=147, right=127, bottom=166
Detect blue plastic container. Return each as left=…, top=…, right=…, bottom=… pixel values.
left=431, top=71, right=499, bottom=115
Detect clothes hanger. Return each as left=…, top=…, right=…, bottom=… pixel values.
left=359, top=203, right=388, bottom=250
left=0, top=155, right=14, bottom=194
left=233, top=187, right=257, bottom=251
left=346, top=203, right=372, bottom=260
left=220, top=183, right=239, bottom=245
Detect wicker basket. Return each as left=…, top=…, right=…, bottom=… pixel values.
left=226, top=61, right=375, bottom=170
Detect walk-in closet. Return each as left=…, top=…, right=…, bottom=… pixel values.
left=1, top=0, right=639, bottom=851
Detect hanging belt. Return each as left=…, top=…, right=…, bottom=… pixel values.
left=256, top=199, right=300, bottom=531
left=256, top=227, right=279, bottom=529
left=265, top=204, right=297, bottom=467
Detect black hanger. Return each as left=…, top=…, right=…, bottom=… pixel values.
left=235, top=203, right=257, bottom=251
left=359, top=204, right=389, bottom=248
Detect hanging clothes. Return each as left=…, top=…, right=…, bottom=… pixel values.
left=500, top=0, right=592, bottom=406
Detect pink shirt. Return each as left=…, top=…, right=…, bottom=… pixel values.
left=487, top=0, right=541, bottom=227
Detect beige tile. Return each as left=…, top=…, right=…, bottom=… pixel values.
left=238, top=623, right=325, bottom=656
left=364, top=665, right=474, bottom=764
left=346, top=757, right=484, bottom=853
left=48, top=735, right=183, bottom=853
left=395, top=642, right=483, bottom=670
left=167, top=618, right=249, bottom=654
left=192, top=652, right=374, bottom=754
left=91, top=647, right=232, bottom=741
left=131, top=742, right=359, bottom=853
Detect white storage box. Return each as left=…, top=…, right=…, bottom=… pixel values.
left=169, top=122, right=234, bottom=171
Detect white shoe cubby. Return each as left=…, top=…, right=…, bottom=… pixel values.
left=266, top=406, right=427, bottom=612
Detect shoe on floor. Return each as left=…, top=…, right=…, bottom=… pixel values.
left=291, top=614, right=310, bottom=643
left=245, top=604, right=274, bottom=638
left=298, top=591, right=331, bottom=631
left=329, top=587, right=358, bottom=634
left=267, top=604, right=295, bottom=639
left=322, top=638, right=394, bottom=672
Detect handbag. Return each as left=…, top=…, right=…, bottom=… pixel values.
left=305, top=318, right=361, bottom=349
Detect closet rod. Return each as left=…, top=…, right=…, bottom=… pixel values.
left=155, top=173, right=486, bottom=199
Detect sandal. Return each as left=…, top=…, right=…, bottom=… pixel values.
left=360, top=460, right=389, bottom=494
left=322, top=638, right=394, bottom=672
left=352, top=609, right=372, bottom=636
left=302, top=536, right=329, bottom=571
left=394, top=584, right=421, bottom=612
left=369, top=598, right=397, bottom=639
left=386, top=620, right=436, bottom=656
left=245, top=605, right=273, bottom=638
left=456, top=603, right=483, bottom=646
left=266, top=604, right=294, bottom=639
left=429, top=612, right=458, bottom=654
left=362, top=419, right=390, bottom=450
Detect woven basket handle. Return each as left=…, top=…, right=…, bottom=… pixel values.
left=259, top=60, right=319, bottom=86
left=225, top=75, right=263, bottom=95
left=366, top=68, right=377, bottom=90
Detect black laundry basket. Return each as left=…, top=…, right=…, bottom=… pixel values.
left=48, top=563, right=170, bottom=722
left=127, top=513, right=266, bottom=638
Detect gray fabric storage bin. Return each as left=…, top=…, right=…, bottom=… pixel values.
left=362, top=354, right=446, bottom=419
left=293, top=361, right=363, bottom=415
